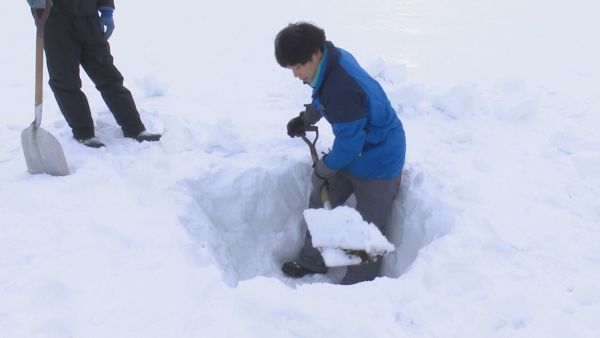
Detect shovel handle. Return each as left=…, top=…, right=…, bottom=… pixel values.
left=31, top=1, right=52, bottom=125
left=31, top=0, right=52, bottom=36
left=34, top=32, right=43, bottom=109
left=300, top=126, right=319, bottom=165
left=299, top=126, right=331, bottom=208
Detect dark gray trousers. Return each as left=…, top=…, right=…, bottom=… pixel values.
left=44, top=10, right=145, bottom=140
left=298, top=171, right=402, bottom=285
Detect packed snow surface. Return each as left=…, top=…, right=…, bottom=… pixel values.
left=1, top=0, right=599, bottom=337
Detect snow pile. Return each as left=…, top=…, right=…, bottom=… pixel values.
left=303, top=206, right=395, bottom=266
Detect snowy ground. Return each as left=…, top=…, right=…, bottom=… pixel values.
left=1, top=1, right=599, bottom=337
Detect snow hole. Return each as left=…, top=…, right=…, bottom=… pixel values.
left=180, top=163, right=450, bottom=286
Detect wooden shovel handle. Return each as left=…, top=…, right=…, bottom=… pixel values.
left=31, top=1, right=52, bottom=109
left=34, top=35, right=44, bottom=108
left=300, top=126, right=319, bottom=165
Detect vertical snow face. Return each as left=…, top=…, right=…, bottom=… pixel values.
left=180, top=161, right=312, bottom=286
left=383, top=168, right=456, bottom=278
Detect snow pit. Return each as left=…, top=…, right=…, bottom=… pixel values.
left=180, top=160, right=451, bottom=285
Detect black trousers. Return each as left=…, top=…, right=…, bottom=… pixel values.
left=44, top=10, right=145, bottom=139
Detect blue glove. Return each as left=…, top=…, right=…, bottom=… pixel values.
left=98, top=7, right=115, bottom=40
left=26, top=0, right=46, bottom=9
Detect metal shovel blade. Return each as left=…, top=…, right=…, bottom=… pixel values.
left=21, top=124, right=70, bottom=176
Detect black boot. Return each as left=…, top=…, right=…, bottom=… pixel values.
left=76, top=136, right=105, bottom=148
left=127, top=130, right=161, bottom=142
left=281, top=260, right=326, bottom=278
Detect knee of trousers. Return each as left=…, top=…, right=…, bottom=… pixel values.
left=308, top=187, right=324, bottom=209
left=49, top=78, right=83, bottom=92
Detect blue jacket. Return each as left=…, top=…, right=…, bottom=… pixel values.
left=311, top=41, right=406, bottom=180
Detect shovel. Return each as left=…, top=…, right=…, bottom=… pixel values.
left=21, top=0, right=70, bottom=176
left=299, top=126, right=394, bottom=267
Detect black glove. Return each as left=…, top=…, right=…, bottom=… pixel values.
left=286, top=114, right=307, bottom=138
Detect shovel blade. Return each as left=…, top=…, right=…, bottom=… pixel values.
left=21, top=125, right=70, bottom=176
left=21, top=125, right=44, bottom=174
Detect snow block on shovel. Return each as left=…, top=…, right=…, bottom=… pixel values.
left=303, top=206, right=395, bottom=267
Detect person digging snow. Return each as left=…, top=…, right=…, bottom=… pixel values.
left=26, top=0, right=161, bottom=148
left=275, top=22, right=406, bottom=285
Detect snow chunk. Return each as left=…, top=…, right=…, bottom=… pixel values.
left=434, top=83, right=486, bottom=119
left=303, top=206, right=395, bottom=267
left=367, top=58, right=408, bottom=85
left=491, top=78, right=539, bottom=120
left=319, top=247, right=363, bottom=267
left=135, top=75, right=168, bottom=98
left=204, top=120, right=246, bottom=156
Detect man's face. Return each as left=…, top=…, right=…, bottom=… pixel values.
left=288, top=50, right=323, bottom=84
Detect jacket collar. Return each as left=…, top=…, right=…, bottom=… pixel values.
left=311, top=41, right=339, bottom=91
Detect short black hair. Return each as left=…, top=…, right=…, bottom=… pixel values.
left=274, top=22, right=326, bottom=67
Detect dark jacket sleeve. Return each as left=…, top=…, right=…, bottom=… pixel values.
left=98, top=0, right=115, bottom=9
left=319, top=74, right=368, bottom=170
